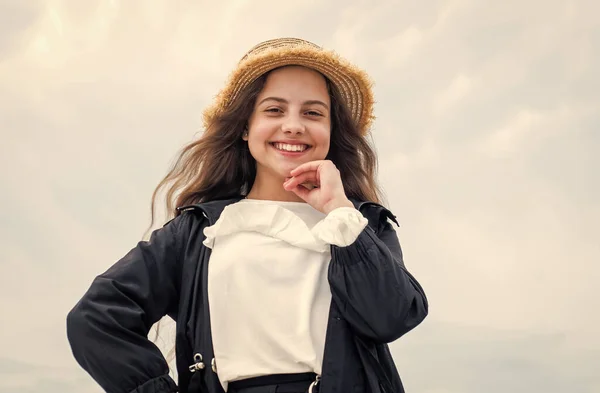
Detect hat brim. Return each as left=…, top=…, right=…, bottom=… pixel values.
left=203, top=45, right=375, bottom=136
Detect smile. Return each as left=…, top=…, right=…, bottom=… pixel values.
left=269, top=142, right=311, bottom=153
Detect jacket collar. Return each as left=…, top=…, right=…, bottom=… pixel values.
left=176, top=196, right=244, bottom=225
left=176, top=195, right=398, bottom=227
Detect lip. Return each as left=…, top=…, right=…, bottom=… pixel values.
left=269, top=142, right=312, bottom=157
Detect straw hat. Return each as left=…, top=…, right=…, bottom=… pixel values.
left=202, top=38, right=375, bottom=136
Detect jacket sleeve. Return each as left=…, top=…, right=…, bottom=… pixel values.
left=66, top=214, right=188, bottom=393
left=328, top=206, right=428, bottom=344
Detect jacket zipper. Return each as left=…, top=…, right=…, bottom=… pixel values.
left=188, top=353, right=205, bottom=373
left=178, top=204, right=213, bottom=377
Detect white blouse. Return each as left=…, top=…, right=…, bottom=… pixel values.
left=203, top=198, right=368, bottom=391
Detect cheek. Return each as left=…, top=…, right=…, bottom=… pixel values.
left=316, top=126, right=331, bottom=155
left=319, top=143, right=331, bottom=159
left=248, top=123, right=272, bottom=144
left=246, top=132, right=270, bottom=160
left=247, top=139, right=263, bottom=159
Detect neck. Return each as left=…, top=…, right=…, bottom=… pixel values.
left=246, top=171, right=305, bottom=202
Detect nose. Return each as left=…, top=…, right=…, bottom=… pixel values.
left=281, top=113, right=305, bottom=134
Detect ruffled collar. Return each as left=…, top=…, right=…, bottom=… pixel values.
left=203, top=200, right=330, bottom=253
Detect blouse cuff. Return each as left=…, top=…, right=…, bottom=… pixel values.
left=311, top=206, right=368, bottom=247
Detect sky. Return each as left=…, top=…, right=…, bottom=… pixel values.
left=1, top=0, right=599, bottom=392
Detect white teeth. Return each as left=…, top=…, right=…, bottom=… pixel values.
left=273, top=143, right=308, bottom=152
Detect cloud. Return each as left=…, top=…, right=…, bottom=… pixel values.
left=0, top=358, right=100, bottom=393
left=475, top=103, right=599, bottom=157
left=1, top=1, right=599, bottom=392
left=392, top=322, right=600, bottom=393
left=432, top=74, right=476, bottom=115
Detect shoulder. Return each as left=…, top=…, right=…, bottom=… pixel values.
left=171, top=195, right=245, bottom=228
left=349, top=198, right=400, bottom=232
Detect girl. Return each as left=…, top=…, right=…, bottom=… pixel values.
left=67, top=38, right=428, bottom=393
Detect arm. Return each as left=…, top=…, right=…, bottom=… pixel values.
left=327, top=206, right=428, bottom=344
left=66, top=215, right=188, bottom=393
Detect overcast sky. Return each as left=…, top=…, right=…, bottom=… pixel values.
left=1, top=1, right=599, bottom=392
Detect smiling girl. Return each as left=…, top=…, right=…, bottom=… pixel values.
left=67, top=38, right=428, bottom=393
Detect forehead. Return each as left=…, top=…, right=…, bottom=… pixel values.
left=259, top=66, right=329, bottom=98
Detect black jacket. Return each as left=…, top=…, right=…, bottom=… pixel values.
left=67, top=196, right=428, bottom=393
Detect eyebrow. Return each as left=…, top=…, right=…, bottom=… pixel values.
left=258, top=96, right=330, bottom=110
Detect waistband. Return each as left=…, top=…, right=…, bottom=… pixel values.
left=228, top=372, right=318, bottom=393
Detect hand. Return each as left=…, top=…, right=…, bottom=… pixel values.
left=283, top=160, right=354, bottom=214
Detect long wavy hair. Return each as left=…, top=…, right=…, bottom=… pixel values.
left=151, top=67, right=386, bottom=364
left=149, top=66, right=385, bottom=229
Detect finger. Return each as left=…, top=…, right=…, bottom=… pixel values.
left=284, top=179, right=317, bottom=192
left=289, top=183, right=313, bottom=200
left=284, top=172, right=318, bottom=189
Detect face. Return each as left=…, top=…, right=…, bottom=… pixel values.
left=244, top=66, right=331, bottom=184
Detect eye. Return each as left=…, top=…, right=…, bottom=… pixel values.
left=265, top=107, right=283, bottom=113
left=306, top=110, right=323, bottom=117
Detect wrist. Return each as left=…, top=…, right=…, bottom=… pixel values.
left=323, top=198, right=354, bottom=215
